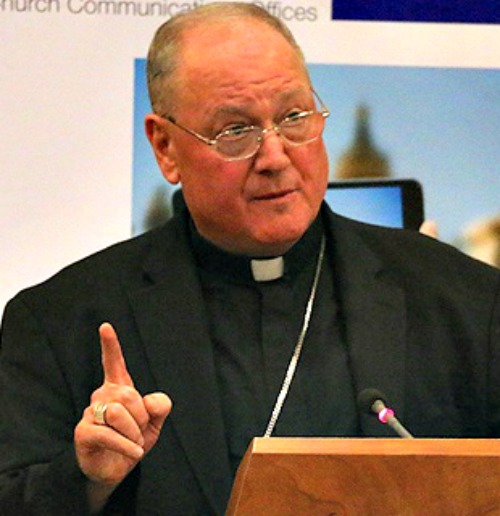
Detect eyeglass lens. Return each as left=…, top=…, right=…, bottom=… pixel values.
left=216, top=112, right=326, bottom=160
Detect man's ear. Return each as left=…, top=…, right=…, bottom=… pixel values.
left=144, top=114, right=181, bottom=184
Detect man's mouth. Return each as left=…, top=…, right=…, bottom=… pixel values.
left=255, top=189, right=296, bottom=201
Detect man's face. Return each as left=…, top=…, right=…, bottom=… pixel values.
left=148, top=19, right=329, bottom=256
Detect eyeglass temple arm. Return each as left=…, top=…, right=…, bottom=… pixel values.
left=161, top=114, right=215, bottom=145
left=311, top=89, right=330, bottom=118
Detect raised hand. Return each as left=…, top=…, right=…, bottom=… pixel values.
left=74, top=323, right=172, bottom=492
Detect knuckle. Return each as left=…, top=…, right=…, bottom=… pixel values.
left=90, top=387, right=106, bottom=404
left=118, top=386, right=139, bottom=404
left=74, top=422, right=85, bottom=442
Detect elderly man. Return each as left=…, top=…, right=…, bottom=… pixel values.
left=1, top=3, right=499, bottom=515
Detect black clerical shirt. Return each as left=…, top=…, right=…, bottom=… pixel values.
left=191, top=215, right=361, bottom=476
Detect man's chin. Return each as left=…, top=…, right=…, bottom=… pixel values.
left=250, top=225, right=310, bottom=256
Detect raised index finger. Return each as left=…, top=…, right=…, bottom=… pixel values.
left=99, top=322, right=134, bottom=386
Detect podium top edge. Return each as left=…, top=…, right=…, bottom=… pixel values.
left=251, top=437, right=500, bottom=457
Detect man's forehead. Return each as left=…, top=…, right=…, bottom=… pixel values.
left=170, top=17, right=309, bottom=112
left=211, top=87, right=311, bottom=111
left=177, top=28, right=306, bottom=84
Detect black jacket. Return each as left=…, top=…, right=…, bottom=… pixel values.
left=1, top=206, right=499, bottom=515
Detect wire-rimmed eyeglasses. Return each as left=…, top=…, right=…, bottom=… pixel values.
left=160, top=89, right=330, bottom=162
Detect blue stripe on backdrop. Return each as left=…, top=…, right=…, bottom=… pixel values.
left=331, top=0, right=500, bottom=24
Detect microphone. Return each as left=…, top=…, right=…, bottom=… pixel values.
left=357, top=388, right=414, bottom=439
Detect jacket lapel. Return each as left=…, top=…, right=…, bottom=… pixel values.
left=327, top=212, right=408, bottom=437
left=127, top=217, right=232, bottom=512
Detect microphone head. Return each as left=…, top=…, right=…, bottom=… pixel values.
left=357, top=388, right=388, bottom=415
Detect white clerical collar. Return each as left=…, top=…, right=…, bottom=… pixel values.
left=250, top=256, right=284, bottom=282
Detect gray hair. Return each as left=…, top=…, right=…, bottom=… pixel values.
left=146, top=2, right=306, bottom=115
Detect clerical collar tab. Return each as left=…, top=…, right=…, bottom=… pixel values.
left=251, top=257, right=284, bottom=282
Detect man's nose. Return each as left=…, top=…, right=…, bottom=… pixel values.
left=261, top=124, right=282, bottom=139
left=253, top=127, right=291, bottom=172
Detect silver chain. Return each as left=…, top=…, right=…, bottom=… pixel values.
left=263, top=234, right=326, bottom=438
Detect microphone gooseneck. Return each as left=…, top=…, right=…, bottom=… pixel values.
left=357, top=388, right=414, bottom=439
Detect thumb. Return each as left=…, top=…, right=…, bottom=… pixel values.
left=142, top=392, right=172, bottom=449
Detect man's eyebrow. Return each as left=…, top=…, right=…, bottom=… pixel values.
left=212, top=91, right=309, bottom=115
left=212, top=105, right=252, bottom=118
left=279, top=87, right=309, bottom=103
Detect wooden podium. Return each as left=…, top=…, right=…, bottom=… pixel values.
left=226, top=437, right=500, bottom=515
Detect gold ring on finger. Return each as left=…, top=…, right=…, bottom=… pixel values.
left=93, top=402, right=108, bottom=425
